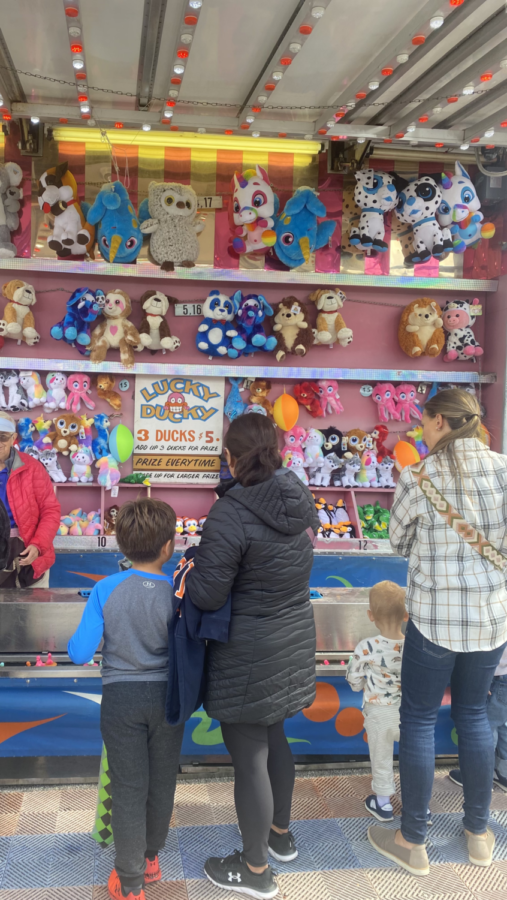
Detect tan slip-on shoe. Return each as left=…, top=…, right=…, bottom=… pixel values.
left=466, top=828, right=495, bottom=866
left=368, top=826, right=430, bottom=876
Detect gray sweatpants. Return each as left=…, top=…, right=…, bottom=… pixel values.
left=100, top=681, right=184, bottom=891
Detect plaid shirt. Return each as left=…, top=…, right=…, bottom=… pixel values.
left=389, top=438, right=507, bottom=652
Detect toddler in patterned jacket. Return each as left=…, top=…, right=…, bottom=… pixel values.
left=347, top=581, right=408, bottom=822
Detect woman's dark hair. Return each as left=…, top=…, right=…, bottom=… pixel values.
left=225, top=413, right=282, bottom=487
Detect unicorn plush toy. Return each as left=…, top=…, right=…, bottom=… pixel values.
left=230, top=165, right=277, bottom=255
left=86, top=182, right=142, bottom=263
left=436, top=161, right=495, bottom=253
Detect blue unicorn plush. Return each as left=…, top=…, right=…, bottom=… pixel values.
left=224, top=378, right=247, bottom=422
left=228, top=292, right=277, bottom=358
left=17, top=417, right=35, bottom=453
left=87, top=182, right=142, bottom=264
left=92, top=412, right=111, bottom=460
left=273, top=187, right=336, bottom=268
left=50, top=288, right=105, bottom=355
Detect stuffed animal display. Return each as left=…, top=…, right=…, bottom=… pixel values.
left=19, top=372, right=46, bottom=409
left=357, top=501, right=391, bottom=540
left=349, top=170, right=398, bottom=252
left=86, top=181, right=142, bottom=263
left=51, top=287, right=106, bottom=354
left=308, top=289, right=353, bottom=349
left=249, top=380, right=273, bottom=416
left=372, top=384, right=400, bottom=423
left=317, top=380, right=344, bottom=416
left=394, top=384, right=422, bottom=423
left=371, top=383, right=421, bottom=422
left=394, top=174, right=453, bottom=265
left=314, top=495, right=357, bottom=540
left=230, top=166, right=277, bottom=255
left=437, top=162, right=494, bottom=253
left=44, top=373, right=68, bottom=412
left=0, top=162, right=23, bottom=258
left=96, top=374, right=122, bottom=411
left=139, top=181, right=205, bottom=270
left=398, top=299, right=445, bottom=359
left=441, top=298, right=483, bottom=362
left=196, top=290, right=238, bottom=358
left=293, top=382, right=323, bottom=417
left=58, top=508, right=102, bottom=537
left=273, top=187, right=336, bottom=268
left=89, top=289, right=141, bottom=367
left=96, top=454, right=121, bottom=490
left=273, top=297, right=314, bottom=361
left=138, top=290, right=181, bottom=354
left=38, top=162, right=94, bottom=258
left=228, top=292, right=277, bottom=358
left=66, top=374, right=95, bottom=413
left=1, top=280, right=39, bottom=346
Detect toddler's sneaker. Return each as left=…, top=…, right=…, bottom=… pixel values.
left=144, top=855, right=161, bottom=884
left=108, top=870, right=145, bottom=900
left=448, top=769, right=463, bottom=787
left=427, top=809, right=433, bottom=827
left=365, top=794, right=393, bottom=822
left=493, top=770, right=507, bottom=792
left=204, top=850, right=278, bottom=899
left=268, top=828, right=298, bottom=862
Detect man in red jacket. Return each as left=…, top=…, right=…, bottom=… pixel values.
left=0, top=414, right=60, bottom=587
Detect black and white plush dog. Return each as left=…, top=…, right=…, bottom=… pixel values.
left=394, top=175, right=453, bottom=266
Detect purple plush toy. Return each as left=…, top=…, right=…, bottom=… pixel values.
left=227, top=290, right=277, bottom=358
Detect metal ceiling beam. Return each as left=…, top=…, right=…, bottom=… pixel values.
left=0, top=27, right=25, bottom=104
left=337, top=0, right=486, bottom=127
left=367, top=5, right=507, bottom=126
left=136, top=0, right=168, bottom=110
left=389, top=40, right=507, bottom=135
left=439, top=78, right=507, bottom=128
left=464, top=104, right=507, bottom=140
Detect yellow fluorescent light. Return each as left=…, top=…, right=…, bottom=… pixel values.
left=52, top=127, right=321, bottom=155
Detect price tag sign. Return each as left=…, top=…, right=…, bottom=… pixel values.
left=196, top=195, right=223, bottom=209
left=174, top=302, right=203, bottom=317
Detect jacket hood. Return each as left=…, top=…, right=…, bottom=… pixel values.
left=226, top=468, right=320, bottom=535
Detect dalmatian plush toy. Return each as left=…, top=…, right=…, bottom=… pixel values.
left=394, top=175, right=453, bottom=266
left=349, top=170, right=398, bottom=252
left=441, top=298, right=483, bottom=362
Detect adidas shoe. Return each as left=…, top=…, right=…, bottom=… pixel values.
left=144, top=855, right=161, bottom=884
left=204, top=850, right=278, bottom=899
left=108, top=870, right=145, bottom=900
left=493, top=769, right=507, bottom=792
left=365, top=794, right=394, bottom=822
left=448, top=769, right=463, bottom=787
left=268, top=828, right=298, bottom=862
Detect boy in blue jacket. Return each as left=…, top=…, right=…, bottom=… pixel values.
left=68, top=498, right=183, bottom=900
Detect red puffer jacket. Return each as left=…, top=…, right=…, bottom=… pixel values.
left=7, top=451, right=61, bottom=579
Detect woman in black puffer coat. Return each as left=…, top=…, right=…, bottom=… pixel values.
left=187, top=412, right=319, bottom=897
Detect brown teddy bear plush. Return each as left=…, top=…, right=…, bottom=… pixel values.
left=249, top=380, right=273, bottom=416
left=272, top=297, right=314, bottom=362
left=398, top=298, right=445, bottom=358
left=46, top=413, right=82, bottom=455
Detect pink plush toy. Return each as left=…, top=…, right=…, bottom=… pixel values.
left=317, top=380, right=344, bottom=416
left=282, top=425, right=307, bottom=459
left=66, top=374, right=95, bottom=413
left=395, top=384, right=422, bottom=423
left=372, top=384, right=401, bottom=423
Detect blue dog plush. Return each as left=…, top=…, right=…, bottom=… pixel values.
left=273, top=187, right=336, bottom=268
left=17, top=417, right=35, bottom=452
left=92, top=413, right=111, bottom=460
left=228, top=292, right=277, bottom=359
left=87, top=182, right=142, bottom=264
left=196, top=290, right=239, bottom=357
left=50, top=287, right=105, bottom=355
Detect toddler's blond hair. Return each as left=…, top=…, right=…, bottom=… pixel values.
left=369, top=580, right=406, bottom=625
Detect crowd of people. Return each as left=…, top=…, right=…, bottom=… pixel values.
left=67, top=390, right=507, bottom=900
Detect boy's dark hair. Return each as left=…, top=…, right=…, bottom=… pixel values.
left=116, top=498, right=176, bottom=563
left=225, top=412, right=281, bottom=487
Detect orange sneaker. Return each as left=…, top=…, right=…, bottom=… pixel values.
left=144, top=856, right=162, bottom=884
left=108, top=869, right=146, bottom=900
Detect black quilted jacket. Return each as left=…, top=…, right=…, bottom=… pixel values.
left=187, top=468, right=320, bottom=725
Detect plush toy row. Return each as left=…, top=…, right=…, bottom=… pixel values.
left=175, top=516, right=207, bottom=539
left=58, top=508, right=102, bottom=537
left=398, top=297, right=483, bottom=362
left=314, top=496, right=357, bottom=541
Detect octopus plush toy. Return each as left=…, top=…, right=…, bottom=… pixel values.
left=394, top=384, right=422, bottom=423
left=230, top=166, right=277, bottom=255
left=372, top=384, right=401, bottom=423
left=317, top=380, right=344, bottom=416
left=66, top=374, right=95, bottom=413
left=273, top=188, right=336, bottom=268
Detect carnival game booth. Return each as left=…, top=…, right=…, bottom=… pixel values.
left=0, top=0, right=506, bottom=778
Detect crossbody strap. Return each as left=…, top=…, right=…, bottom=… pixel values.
left=411, top=459, right=507, bottom=572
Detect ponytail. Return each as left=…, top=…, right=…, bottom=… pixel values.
left=424, top=389, right=482, bottom=457
left=225, top=413, right=282, bottom=487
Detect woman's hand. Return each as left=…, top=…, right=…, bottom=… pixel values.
left=19, top=544, right=40, bottom=566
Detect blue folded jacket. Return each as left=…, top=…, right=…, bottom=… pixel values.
left=166, top=547, right=231, bottom=726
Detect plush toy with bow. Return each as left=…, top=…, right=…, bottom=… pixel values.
left=38, top=162, right=94, bottom=259
left=50, top=287, right=105, bottom=354
left=349, top=170, right=398, bottom=252
left=394, top=384, right=422, bottom=422
left=273, top=188, right=336, bottom=268
left=372, top=384, right=401, bottom=423
left=229, top=166, right=277, bottom=255
left=228, top=291, right=277, bottom=358
left=394, top=174, right=453, bottom=265
left=437, top=162, right=494, bottom=253
left=86, top=181, right=142, bottom=263
left=293, top=382, right=322, bottom=417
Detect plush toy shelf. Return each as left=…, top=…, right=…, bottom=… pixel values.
left=0, top=256, right=498, bottom=293
left=310, top=487, right=396, bottom=493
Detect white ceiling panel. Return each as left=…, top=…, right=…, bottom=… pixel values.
left=81, top=0, right=144, bottom=110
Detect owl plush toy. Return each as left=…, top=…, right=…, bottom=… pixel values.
left=139, top=182, right=205, bottom=271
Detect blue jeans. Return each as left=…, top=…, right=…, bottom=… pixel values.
left=399, top=619, right=506, bottom=844
left=488, top=675, right=507, bottom=778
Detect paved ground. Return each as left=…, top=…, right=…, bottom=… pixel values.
left=1, top=769, right=507, bottom=899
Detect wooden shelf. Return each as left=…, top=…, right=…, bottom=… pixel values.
left=0, top=256, right=498, bottom=292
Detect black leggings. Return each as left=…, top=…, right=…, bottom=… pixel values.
left=221, top=720, right=295, bottom=867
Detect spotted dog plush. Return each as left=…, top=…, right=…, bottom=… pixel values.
left=394, top=175, right=453, bottom=266
left=349, top=170, right=398, bottom=252
left=441, top=298, right=483, bottom=362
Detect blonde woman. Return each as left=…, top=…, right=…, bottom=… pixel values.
left=369, top=389, right=507, bottom=875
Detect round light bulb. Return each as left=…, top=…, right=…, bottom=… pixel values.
left=304, top=134, right=313, bottom=140
left=484, top=128, right=495, bottom=137
left=462, top=84, right=474, bottom=95
left=357, top=138, right=366, bottom=144
left=246, top=115, right=255, bottom=123
left=311, top=6, right=325, bottom=17
left=30, top=116, right=40, bottom=124
left=397, top=52, right=409, bottom=64
left=142, top=124, right=151, bottom=131
left=326, top=119, right=335, bottom=127
left=68, top=25, right=81, bottom=36
left=406, top=123, right=416, bottom=132
left=189, top=0, right=202, bottom=7
left=80, top=103, right=90, bottom=113
left=272, top=71, right=283, bottom=80
left=87, top=118, right=96, bottom=127
left=460, top=143, right=470, bottom=150
left=368, top=80, right=379, bottom=90
left=433, top=105, right=443, bottom=114
left=500, top=58, right=507, bottom=69
left=252, top=131, right=260, bottom=137
left=173, top=64, right=185, bottom=74
left=347, top=100, right=355, bottom=109
left=289, top=42, right=302, bottom=53
left=168, top=90, right=179, bottom=98
left=164, top=109, right=174, bottom=118
left=180, top=33, right=193, bottom=44
left=430, top=14, right=444, bottom=28
left=197, top=127, right=206, bottom=133
left=72, top=57, right=84, bottom=69
left=257, top=95, right=267, bottom=103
